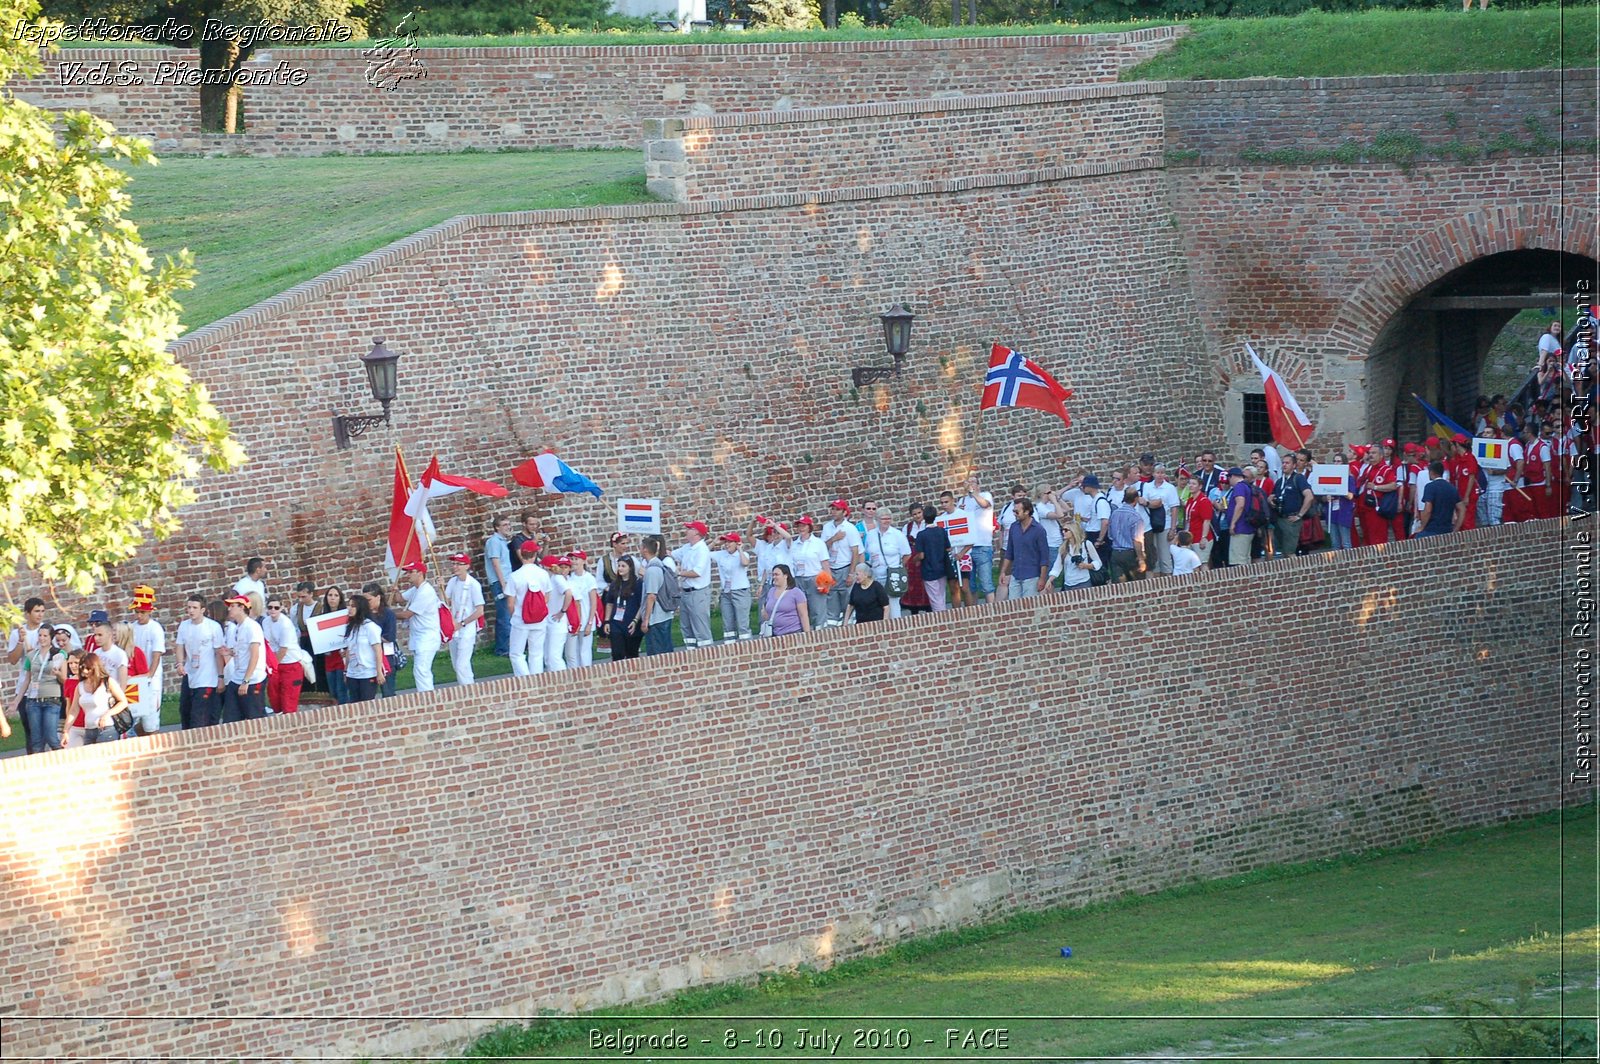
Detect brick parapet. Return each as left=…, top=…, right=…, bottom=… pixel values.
left=0, top=517, right=1573, bottom=1060
left=643, top=82, right=1165, bottom=201
left=11, top=28, right=1184, bottom=154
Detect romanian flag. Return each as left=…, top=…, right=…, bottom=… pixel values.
left=1473, top=437, right=1509, bottom=470
left=1412, top=394, right=1470, bottom=441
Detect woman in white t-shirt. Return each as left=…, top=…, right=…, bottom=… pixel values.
left=1051, top=519, right=1103, bottom=590
left=74, top=652, right=130, bottom=745
left=341, top=594, right=387, bottom=703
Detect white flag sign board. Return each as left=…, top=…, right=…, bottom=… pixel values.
left=1309, top=464, right=1352, bottom=498
left=307, top=610, right=351, bottom=656
left=936, top=511, right=974, bottom=548
left=617, top=498, right=661, bottom=535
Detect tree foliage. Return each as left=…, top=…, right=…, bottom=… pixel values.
left=0, top=0, right=244, bottom=621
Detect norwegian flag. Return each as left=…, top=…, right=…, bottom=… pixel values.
left=980, top=344, right=1073, bottom=428
left=935, top=511, right=973, bottom=547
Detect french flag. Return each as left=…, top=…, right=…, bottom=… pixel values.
left=512, top=450, right=604, bottom=497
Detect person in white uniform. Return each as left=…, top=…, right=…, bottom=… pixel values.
left=444, top=552, right=485, bottom=684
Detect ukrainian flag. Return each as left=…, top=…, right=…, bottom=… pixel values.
left=1412, top=394, right=1470, bottom=441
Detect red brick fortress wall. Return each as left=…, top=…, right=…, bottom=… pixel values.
left=0, top=519, right=1574, bottom=1061
left=644, top=83, right=1166, bottom=201
left=10, top=28, right=1183, bottom=154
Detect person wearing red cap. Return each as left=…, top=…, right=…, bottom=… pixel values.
left=1446, top=434, right=1481, bottom=531
left=541, top=555, right=572, bottom=673
left=712, top=534, right=753, bottom=641
left=220, top=594, right=267, bottom=721
left=749, top=518, right=792, bottom=603
left=445, top=553, right=485, bottom=684
left=394, top=562, right=443, bottom=693
left=789, top=517, right=829, bottom=626
left=820, top=500, right=863, bottom=627
left=564, top=552, right=599, bottom=667
left=505, top=543, right=552, bottom=675
left=674, top=521, right=714, bottom=649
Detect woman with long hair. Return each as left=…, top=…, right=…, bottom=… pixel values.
left=317, top=586, right=349, bottom=704
left=761, top=563, right=810, bottom=637
left=1051, top=518, right=1102, bottom=590
left=73, top=652, right=130, bottom=745
left=342, top=592, right=386, bottom=703
left=113, top=622, right=156, bottom=735
left=361, top=582, right=399, bottom=698
left=601, top=556, right=643, bottom=661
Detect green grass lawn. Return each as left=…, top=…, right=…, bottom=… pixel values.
left=458, top=805, right=1598, bottom=1061
left=1125, top=5, right=1597, bottom=81
left=121, top=151, right=648, bottom=330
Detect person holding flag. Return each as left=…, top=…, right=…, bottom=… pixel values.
left=394, top=562, right=442, bottom=693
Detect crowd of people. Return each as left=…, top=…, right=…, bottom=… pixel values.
left=5, top=318, right=1590, bottom=755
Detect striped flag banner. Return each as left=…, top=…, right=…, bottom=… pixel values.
left=936, top=512, right=974, bottom=547
left=308, top=610, right=351, bottom=656
left=1473, top=437, right=1509, bottom=471
left=617, top=498, right=661, bottom=534
left=1309, top=463, right=1351, bottom=497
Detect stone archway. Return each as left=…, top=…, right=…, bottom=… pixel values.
left=1324, top=205, right=1600, bottom=442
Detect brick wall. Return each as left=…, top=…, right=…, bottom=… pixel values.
left=13, top=164, right=1212, bottom=631
left=0, top=518, right=1574, bottom=1061
left=1163, top=69, right=1595, bottom=164
left=11, top=28, right=1183, bottom=153
left=644, top=83, right=1165, bottom=201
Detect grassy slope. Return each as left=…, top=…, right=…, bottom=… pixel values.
left=122, top=151, right=647, bottom=330
left=1125, top=5, right=1597, bottom=80
left=459, top=806, right=1598, bottom=1061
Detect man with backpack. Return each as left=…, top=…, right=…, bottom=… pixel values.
left=640, top=535, right=681, bottom=657
left=505, top=543, right=552, bottom=677
left=1225, top=466, right=1261, bottom=567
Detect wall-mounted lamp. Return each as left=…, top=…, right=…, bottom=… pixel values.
left=851, top=304, right=915, bottom=388
left=331, top=338, right=401, bottom=449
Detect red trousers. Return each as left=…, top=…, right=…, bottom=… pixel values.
left=1535, top=480, right=1563, bottom=519
left=267, top=661, right=304, bottom=713
left=1358, top=506, right=1401, bottom=545
left=1502, top=488, right=1537, bottom=524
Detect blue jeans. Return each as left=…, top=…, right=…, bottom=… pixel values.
left=346, top=676, right=379, bottom=702
left=644, top=619, right=675, bottom=656
left=489, top=582, right=510, bottom=655
left=1329, top=522, right=1353, bottom=551
left=23, top=697, right=61, bottom=753
left=325, top=667, right=347, bottom=705
left=382, top=655, right=397, bottom=697
left=968, top=545, right=995, bottom=598
left=82, top=725, right=117, bottom=745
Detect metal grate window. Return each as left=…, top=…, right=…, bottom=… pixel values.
left=1242, top=393, right=1272, bottom=446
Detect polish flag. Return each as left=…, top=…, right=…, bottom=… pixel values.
left=1247, top=344, right=1315, bottom=451
left=386, top=450, right=426, bottom=578
left=405, top=455, right=510, bottom=543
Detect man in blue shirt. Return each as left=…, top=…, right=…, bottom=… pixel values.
left=1106, top=488, right=1146, bottom=582
left=999, top=499, right=1051, bottom=598
left=1226, top=467, right=1256, bottom=567
left=1415, top=460, right=1464, bottom=536
left=1271, top=453, right=1314, bottom=560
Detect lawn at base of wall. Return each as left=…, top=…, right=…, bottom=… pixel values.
left=457, top=804, right=1598, bottom=1061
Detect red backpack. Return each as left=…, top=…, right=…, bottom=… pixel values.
left=520, top=588, right=549, bottom=624
left=438, top=604, right=456, bottom=643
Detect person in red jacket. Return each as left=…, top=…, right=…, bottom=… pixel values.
left=1447, top=433, right=1481, bottom=531
left=1358, top=443, right=1402, bottom=545
left=1181, top=471, right=1215, bottom=566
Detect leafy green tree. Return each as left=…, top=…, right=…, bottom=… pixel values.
left=0, top=0, right=243, bottom=623
left=747, top=0, right=820, bottom=28
left=38, top=0, right=355, bottom=131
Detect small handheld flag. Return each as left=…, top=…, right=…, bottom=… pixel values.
left=980, top=345, right=1073, bottom=428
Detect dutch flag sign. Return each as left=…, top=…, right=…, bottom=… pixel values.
left=617, top=498, right=661, bottom=534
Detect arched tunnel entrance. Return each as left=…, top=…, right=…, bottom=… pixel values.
left=1365, top=249, right=1599, bottom=441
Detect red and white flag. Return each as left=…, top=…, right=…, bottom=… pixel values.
left=405, top=455, right=509, bottom=543
left=386, top=449, right=426, bottom=578
left=1247, top=344, right=1315, bottom=451
left=980, top=344, right=1074, bottom=428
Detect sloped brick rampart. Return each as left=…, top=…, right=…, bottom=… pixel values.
left=0, top=518, right=1573, bottom=1061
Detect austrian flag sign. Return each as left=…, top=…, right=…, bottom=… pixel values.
left=307, top=610, right=353, bottom=656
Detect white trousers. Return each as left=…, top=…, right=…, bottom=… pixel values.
left=543, top=619, right=567, bottom=672
left=565, top=630, right=594, bottom=668
left=410, top=631, right=441, bottom=692
left=510, top=624, right=545, bottom=676
left=449, top=625, right=477, bottom=685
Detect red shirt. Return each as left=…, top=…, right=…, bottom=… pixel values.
left=1185, top=493, right=1215, bottom=542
